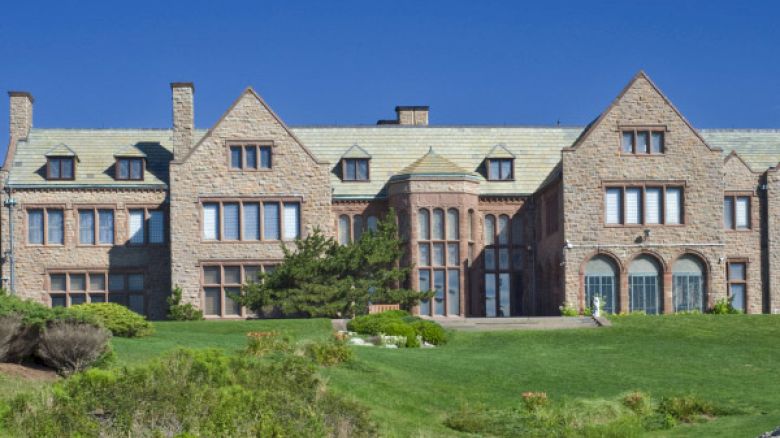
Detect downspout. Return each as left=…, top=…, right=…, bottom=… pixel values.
left=3, top=186, right=16, bottom=294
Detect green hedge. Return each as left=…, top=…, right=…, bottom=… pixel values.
left=70, top=303, right=154, bottom=338
left=347, top=310, right=447, bottom=347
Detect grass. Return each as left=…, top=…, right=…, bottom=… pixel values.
left=4, top=314, right=780, bottom=436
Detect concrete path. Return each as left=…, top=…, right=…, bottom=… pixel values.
left=431, top=316, right=601, bottom=331
left=332, top=316, right=606, bottom=332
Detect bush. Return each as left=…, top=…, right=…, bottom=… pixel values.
left=303, top=339, right=353, bottom=366
left=0, top=315, right=23, bottom=362
left=559, top=302, right=579, bottom=316
left=347, top=310, right=445, bottom=347
left=36, top=320, right=112, bottom=376
left=710, top=297, right=741, bottom=314
left=245, top=331, right=292, bottom=356
left=2, top=348, right=376, bottom=437
left=657, top=395, right=722, bottom=423
left=167, top=285, right=204, bottom=321
left=410, top=319, right=447, bottom=345
left=70, top=303, right=153, bottom=337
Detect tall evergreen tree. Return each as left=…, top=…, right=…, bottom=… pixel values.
left=239, top=210, right=431, bottom=318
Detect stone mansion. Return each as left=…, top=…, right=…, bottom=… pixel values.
left=2, top=72, right=779, bottom=319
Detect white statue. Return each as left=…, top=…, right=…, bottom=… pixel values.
left=593, top=296, right=601, bottom=318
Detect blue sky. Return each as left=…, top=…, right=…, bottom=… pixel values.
left=1, top=0, right=779, bottom=157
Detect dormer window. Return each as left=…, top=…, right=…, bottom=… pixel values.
left=339, top=145, right=372, bottom=182
left=487, top=158, right=514, bottom=181
left=343, top=158, right=369, bottom=181
left=47, top=157, right=75, bottom=180
left=116, top=157, right=144, bottom=180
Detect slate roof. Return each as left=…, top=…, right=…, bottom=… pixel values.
left=393, top=147, right=477, bottom=180
left=6, top=126, right=780, bottom=193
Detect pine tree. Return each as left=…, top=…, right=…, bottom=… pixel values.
left=239, top=209, right=431, bottom=318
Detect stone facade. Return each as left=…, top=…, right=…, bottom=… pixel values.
left=169, top=88, right=333, bottom=317
left=3, top=72, right=780, bottom=318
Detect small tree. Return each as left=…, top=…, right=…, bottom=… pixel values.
left=239, top=210, right=431, bottom=318
left=167, top=285, right=204, bottom=321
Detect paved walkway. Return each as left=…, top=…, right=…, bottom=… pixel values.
left=332, top=316, right=608, bottom=332
left=430, top=316, right=604, bottom=331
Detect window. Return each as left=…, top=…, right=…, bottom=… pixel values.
left=584, top=255, right=618, bottom=314
left=673, top=255, right=706, bottom=313
left=202, top=263, right=277, bottom=317
left=628, top=255, right=662, bottom=314
left=49, top=271, right=145, bottom=314
left=201, top=200, right=299, bottom=241
left=487, top=158, right=513, bottom=181
left=78, top=208, right=114, bottom=245
left=338, top=214, right=378, bottom=245
left=724, top=195, right=750, bottom=230
left=604, top=185, right=683, bottom=226
left=727, top=261, right=747, bottom=312
left=621, top=129, right=664, bottom=154
left=27, top=208, right=64, bottom=245
left=46, top=157, right=75, bottom=180
left=483, top=213, right=523, bottom=317
left=342, top=158, right=369, bottom=181
left=128, top=207, right=165, bottom=245
left=116, top=158, right=144, bottom=180
left=418, top=208, right=461, bottom=316
left=228, top=144, right=272, bottom=170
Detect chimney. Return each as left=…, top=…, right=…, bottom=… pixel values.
left=8, top=91, right=33, bottom=141
left=377, top=105, right=429, bottom=126
left=171, top=82, right=194, bottom=160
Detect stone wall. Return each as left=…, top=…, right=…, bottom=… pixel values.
left=723, top=155, right=764, bottom=313
left=561, top=73, right=727, bottom=314
left=169, top=89, right=332, bottom=315
left=0, top=188, right=170, bottom=319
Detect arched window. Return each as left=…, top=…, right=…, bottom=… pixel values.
left=673, top=255, right=706, bottom=312
left=353, top=215, right=364, bottom=241
left=629, top=255, right=662, bottom=314
left=584, top=255, right=618, bottom=314
left=447, top=208, right=459, bottom=240
left=367, top=215, right=378, bottom=232
left=497, top=215, right=510, bottom=245
left=432, top=209, right=445, bottom=240
left=338, top=215, right=350, bottom=245
left=484, top=215, right=495, bottom=245
left=418, top=209, right=430, bottom=240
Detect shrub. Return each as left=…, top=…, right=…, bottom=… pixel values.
left=710, top=297, right=741, bottom=314
left=348, top=310, right=445, bottom=347
left=167, top=285, right=204, bottom=321
left=245, top=331, right=292, bottom=356
left=0, top=315, right=23, bottom=362
left=410, top=319, right=447, bottom=345
left=36, top=320, right=112, bottom=376
left=303, top=339, right=353, bottom=366
left=656, top=395, right=721, bottom=423
left=70, top=303, right=153, bottom=337
left=622, top=391, right=651, bottom=415
left=3, top=348, right=376, bottom=437
left=559, top=302, right=579, bottom=317
left=521, top=392, right=549, bottom=412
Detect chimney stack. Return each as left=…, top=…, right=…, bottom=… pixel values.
left=377, top=105, right=429, bottom=126
left=8, top=91, right=33, bottom=141
left=171, top=82, right=194, bottom=160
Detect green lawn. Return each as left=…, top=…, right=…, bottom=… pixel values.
left=9, top=315, right=780, bottom=437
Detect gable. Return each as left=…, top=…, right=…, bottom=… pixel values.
left=567, top=71, right=718, bottom=155
left=176, top=87, right=325, bottom=166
